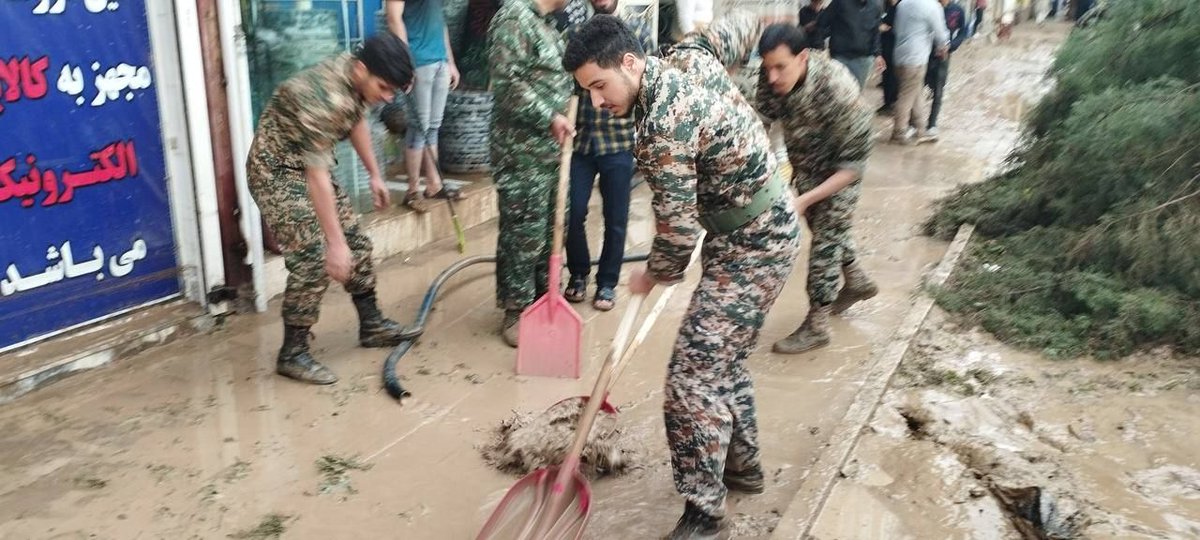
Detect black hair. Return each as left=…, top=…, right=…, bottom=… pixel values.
left=562, top=15, right=645, bottom=72
left=758, top=23, right=808, bottom=56
left=356, top=31, right=415, bottom=88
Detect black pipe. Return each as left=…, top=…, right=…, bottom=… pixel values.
left=383, top=253, right=651, bottom=400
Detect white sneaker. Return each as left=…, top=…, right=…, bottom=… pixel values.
left=926, top=126, right=940, bottom=137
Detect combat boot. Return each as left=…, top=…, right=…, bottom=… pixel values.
left=772, top=305, right=832, bottom=354
left=666, top=502, right=723, bottom=540
left=830, top=261, right=879, bottom=315
left=723, top=466, right=765, bottom=494
left=276, top=324, right=338, bottom=385
left=353, top=291, right=420, bottom=347
left=501, top=309, right=521, bottom=348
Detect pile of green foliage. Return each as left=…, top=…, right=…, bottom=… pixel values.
left=925, top=0, right=1200, bottom=358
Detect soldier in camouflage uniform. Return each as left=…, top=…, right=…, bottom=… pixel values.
left=246, top=33, right=418, bottom=385
left=565, top=13, right=801, bottom=539
left=487, top=0, right=575, bottom=347
left=750, top=24, right=879, bottom=354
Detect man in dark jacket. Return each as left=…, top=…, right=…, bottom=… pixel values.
left=924, top=0, right=966, bottom=135
left=878, top=0, right=899, bottom=113
left=817, top=0, right=885, bottom=89
left=798, top=0, right=827, bottom=50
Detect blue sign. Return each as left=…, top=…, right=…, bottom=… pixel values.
left=0, top=0, right=179, bottom=351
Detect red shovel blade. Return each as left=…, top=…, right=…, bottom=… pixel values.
left=517, top=293, right=583, bottom=379
left=549, top=394, right=619, bottom=415
left=477, top=466, right=592, bottom=540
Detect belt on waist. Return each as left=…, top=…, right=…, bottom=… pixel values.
left=696, top=171, right=787, bottom=235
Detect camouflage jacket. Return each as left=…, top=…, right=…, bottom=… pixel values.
left=487, top=0, right=572, bottom=159
left=753, top=53, right=873, bottom=193
left=664, top=10, right=761, bottom=107
left=248, top=53, right=364, bottom=175
left=634, top=14, right=777, bottom=284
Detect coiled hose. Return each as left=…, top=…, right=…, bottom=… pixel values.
left=383, top=253, right=651, bottom=400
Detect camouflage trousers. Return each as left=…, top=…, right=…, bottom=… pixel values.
left=249, top=164, right=375, bottom=326
left=805, top=181, right=861, bottom=306
left=665, top=199, right=801, bottom=518
left=493, top=148, right=560, bottom=310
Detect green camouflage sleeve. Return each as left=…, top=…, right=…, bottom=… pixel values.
left=643, top=89, right=708, bottom=284
left=488, top=17, right=560, bottom=130
left=275, top=81, right=339, bottom=170
left=689, top=9, right=761, bottom=68
left=825, top=65, right=874, bottom=174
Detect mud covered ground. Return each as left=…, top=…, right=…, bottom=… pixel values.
left=811, top=307, right=1200, bottom=539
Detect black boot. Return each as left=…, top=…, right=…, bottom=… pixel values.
left=352, top=291, right=420, bottom=347
left=723, top=466, right=765, bottom=494
left=666, top=502, right=722, bottom=540
left=276, top=325, right=338, bottom=385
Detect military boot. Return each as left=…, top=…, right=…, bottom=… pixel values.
left=666, top=502, right=723, bottom=540
left=353, top=291, right=420, bottom=348
left=501, top=309, right=521, bottom=348
left=772, top=305, right=832, bottom=354
left=276, top=325, right=338, bottom=385
left=830, top=260, right=879, bottom=315
left=723, top=466, right=765, bottom=494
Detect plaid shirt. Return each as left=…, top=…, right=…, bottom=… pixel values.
left=567, top=13, right=655, bottom=156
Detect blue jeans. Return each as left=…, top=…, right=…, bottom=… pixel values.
left=405, top=61, right=451, bottom=149
left=832, top=55, right=874, bottom=90
left=566, top=150, right=633, bottom=289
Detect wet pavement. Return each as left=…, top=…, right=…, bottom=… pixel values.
left=0, top=23, right=1068, bottom=540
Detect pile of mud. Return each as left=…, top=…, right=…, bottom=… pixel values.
left=479, top=399, right=640, bottom=478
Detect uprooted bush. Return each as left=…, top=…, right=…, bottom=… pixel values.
left=1026, top=0, right=1200, bottom=137
left=925, top=4, right=1200, bottom=359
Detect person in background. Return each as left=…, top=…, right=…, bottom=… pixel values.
left=246, top=33, right=419, bottom=385
left=750, top=24, right=879, bottom=355
left=924, top=0, right=967, bottom=137
left=798, top=0, right=827, bottom=51
left=562, top=0, right=656, bottom=312
left=385, top=0, right=465, bottom=213
left=890, top=0, right=948, bottom=144
left=817, top=0, right=886, bottom=90
left=972, top=0, right=987, bottom=37
left=878, top=0, right=900, bottom=114
left=486, top=0, right=575, bottom=346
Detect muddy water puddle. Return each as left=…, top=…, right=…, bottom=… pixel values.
left=812, top=308, right=1200, bottom=539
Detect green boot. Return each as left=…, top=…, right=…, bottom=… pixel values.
left=353, top=291, right=420, bottom=347
left=501, top=310, right=521, bottom=348
left=773, top=305, right=832, bottom=354
left=276, top=325, right=338, bottom=385
left=830, top=260, right=879, bottom=315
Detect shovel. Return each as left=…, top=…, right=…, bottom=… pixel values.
left=477, top=291, right=647, bottom=540
left=424, top=146, right=467, bottom=253
left=546, top=234, right=706, bottom=417
left=517, top=96, right=582, bottom=378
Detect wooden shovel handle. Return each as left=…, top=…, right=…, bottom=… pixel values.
left=550, top=96, right=580, bottom=257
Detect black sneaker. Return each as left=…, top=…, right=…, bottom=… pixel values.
left=666, top=502, right=722, bottom=540
left=723, top=467, right=765, bottom=494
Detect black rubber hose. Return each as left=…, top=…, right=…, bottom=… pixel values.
left=383, top=253, right=651, bottom=400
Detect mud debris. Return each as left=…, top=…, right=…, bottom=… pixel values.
left=479, top=398, right=639, bottom=478
left=316, top=454, right=372, bottom=496
left=228, top=513, right=290, bottom=539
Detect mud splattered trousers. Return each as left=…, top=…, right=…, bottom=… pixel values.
left=665, top=199, right=801, bottom=517
left=248, top=162, right=376, bottom=327
left=492, top=135, right=560, bottom=310
left=805, top=181, right=862, bottom=306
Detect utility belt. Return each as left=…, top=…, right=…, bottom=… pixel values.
left=696, top=171, right=787, bottom=235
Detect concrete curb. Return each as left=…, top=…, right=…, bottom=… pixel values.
left=0, top=301, right=215, bottom=405
left=770, top=224, right=975, bottom=539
